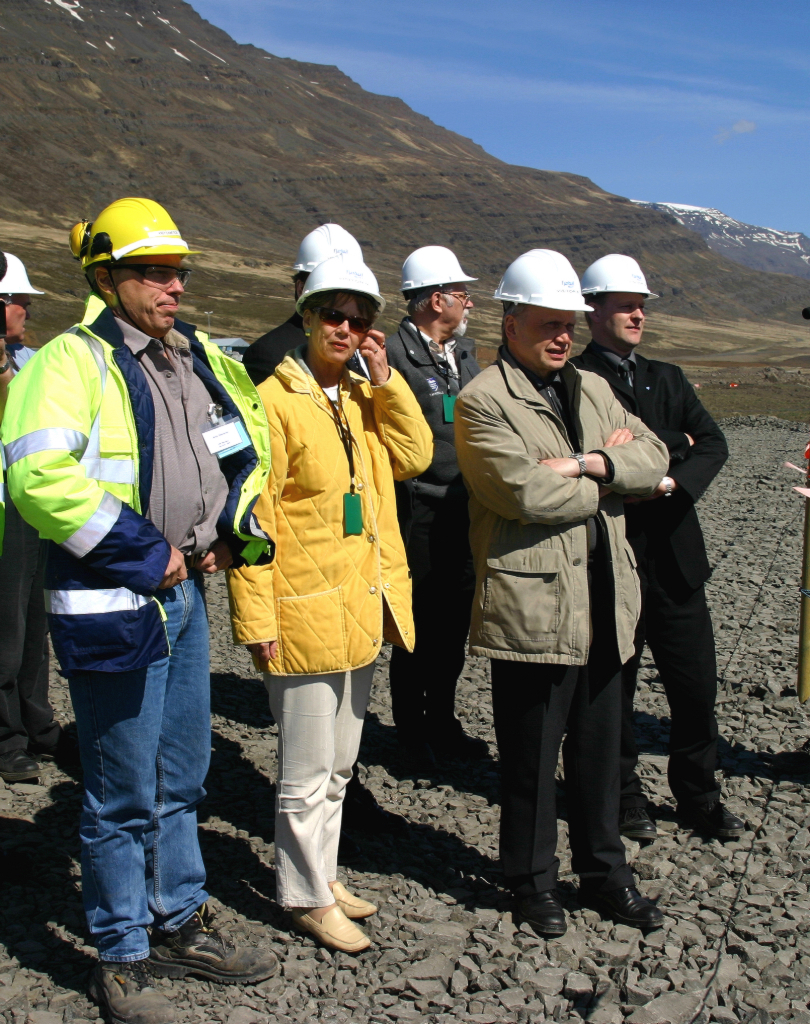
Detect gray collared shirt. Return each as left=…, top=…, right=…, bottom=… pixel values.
left=590, top=342, right=636, bottom=385
left=119, top=319, right=229, bottom=557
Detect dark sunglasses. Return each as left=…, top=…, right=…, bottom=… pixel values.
left=112, top=264, right=192, bottom=287
left=315, top=306, right=374, bottom=334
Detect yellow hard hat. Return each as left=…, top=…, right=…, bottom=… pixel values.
left=69, top=197, right=199, bottom=269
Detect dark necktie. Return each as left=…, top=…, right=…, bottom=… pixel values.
left=618, top=359, right=633, bottom=384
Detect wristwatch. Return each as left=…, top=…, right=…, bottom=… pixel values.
left=0, top=361, right=10, bottom=375
left=661, top=476, right=675, bottom=498
left=569, top=452, right=588, bottom=478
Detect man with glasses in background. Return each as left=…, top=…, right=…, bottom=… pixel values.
left=385, top=246, right=485, bottom=766
left=2, top=198, right=278, bottom=1024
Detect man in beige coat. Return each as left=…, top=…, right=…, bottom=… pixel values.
left=455, top=250, right=669, bottom=937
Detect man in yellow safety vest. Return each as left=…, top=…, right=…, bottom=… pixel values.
left=2, top=198, right=277, bottom=1024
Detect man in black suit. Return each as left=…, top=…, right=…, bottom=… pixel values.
left=572, top=254, right=744, bottom=842
left=386, top=246, right=486, bottom=766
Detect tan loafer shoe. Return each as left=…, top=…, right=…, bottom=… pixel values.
left=331, top=880, right=378, bottom=920
left=291, top=905, right=371, bottom=953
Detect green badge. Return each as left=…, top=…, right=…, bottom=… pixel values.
left=344, top=492, right=363, bottom=536
left=442, top=394, right=457, bottom=423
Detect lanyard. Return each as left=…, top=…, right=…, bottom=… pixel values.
left=412, top=323, right=459, bottom=393
left=325, top=389, right=357, bottom=495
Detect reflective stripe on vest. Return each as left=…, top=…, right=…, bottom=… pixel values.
left=79, top=458, right=137, bottom=485
left=3, top=330, right=136, bottom=484
left=73, top=328, right=137, bottom=485
left=61, top=490, right=122, bottom=559
left=45, top=587, right=150, bottom=615
left=5, top=428, right=89, bottom=467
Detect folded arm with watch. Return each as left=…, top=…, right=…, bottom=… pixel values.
left=563, top=454, right=676, bottom=502
left=623, top=473, right=677, bottom=504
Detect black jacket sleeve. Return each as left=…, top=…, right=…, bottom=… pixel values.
left=655, top=428, right=692, bottom=463
left=666, top=367, right=728, bottom=503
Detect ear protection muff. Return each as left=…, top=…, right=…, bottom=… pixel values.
left=89, top=231, right=113, bottom=260
left=69, top=220, right=92, bottom=261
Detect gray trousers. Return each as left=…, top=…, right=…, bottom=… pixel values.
left=0, top=498, right=56, bottom=756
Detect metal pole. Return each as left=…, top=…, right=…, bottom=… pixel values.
left=799, top=473, right=810, bottom=703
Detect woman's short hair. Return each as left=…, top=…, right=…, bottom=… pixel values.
left=300, top=289, right=379, bottom=322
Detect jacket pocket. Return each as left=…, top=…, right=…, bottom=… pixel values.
left=481, top=548, right=562, bottom=642
left=99, top=425, right=132, bottom=457
left=277, top=586, right=347, bottom=674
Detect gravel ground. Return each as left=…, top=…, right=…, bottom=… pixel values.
left=3, top=416, right=810, bottom=1024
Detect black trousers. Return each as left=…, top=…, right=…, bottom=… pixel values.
left=389, top=492, right=475, bottom=742
left=491, top=625, right=633, bottom=896
left=0, top=499, right=56, bottom=756
left=620, top=549, right=720, bottom=810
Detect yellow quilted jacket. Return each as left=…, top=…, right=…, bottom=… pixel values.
left=227, top=354, right=433, bottom=675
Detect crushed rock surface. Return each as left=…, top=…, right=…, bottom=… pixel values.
left=3, top=416, right=810, bottom=1024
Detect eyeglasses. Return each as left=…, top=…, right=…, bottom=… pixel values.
left=112, top=265, right=192, bottom=288
left=315, top=306, right=374, bottom=334
left=442, top=289, right=471, bottom=304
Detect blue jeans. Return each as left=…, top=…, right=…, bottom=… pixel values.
left=68, top=573, right=211, bottom=962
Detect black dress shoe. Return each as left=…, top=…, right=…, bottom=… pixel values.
left=515, top=890, right=567, bottom=937
left=0, top=749, right=41, bottom=783
left=619, top=807, right=658, bottom=841
left=581, top=886, right=664, bottom=932
left=342, top=777, right=408, bottom=834
left=677, top=800, right=745, bottom=839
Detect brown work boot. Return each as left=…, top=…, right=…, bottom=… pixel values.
left=148, top=902, right=278, bottom=984
left=88, top=961, right=175, bottom=1024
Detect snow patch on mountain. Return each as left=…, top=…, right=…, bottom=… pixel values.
left=633, top=200, right=810, bottom=281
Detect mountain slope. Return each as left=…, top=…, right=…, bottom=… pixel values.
left=1, top=0, right=808, bottom=339
left=634, top=202, right=810, bottom=281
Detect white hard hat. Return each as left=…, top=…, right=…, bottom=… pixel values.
left=581, top=254, right=659, bottom=298
left=296, top=255, right=386, bottom=314
left=401, top=245, right=477, bottom=293
left=293, top=224, right=363, bottom=274
left=0, top=252, right=44, bottom=295
left=493, top=249, right=592, bottom=312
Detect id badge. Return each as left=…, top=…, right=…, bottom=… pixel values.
left=202, top=418, right=251, bottom=459
left=344, top=492, right=363, bottom=536
left=442, top=393, right=457, bottom=423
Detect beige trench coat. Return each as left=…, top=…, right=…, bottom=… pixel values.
left=454, top=350, right=669, bottom=665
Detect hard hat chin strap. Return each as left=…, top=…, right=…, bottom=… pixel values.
left=96, top=263, right=140, bottom=332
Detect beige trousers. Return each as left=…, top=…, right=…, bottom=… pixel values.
left=264, top=661, right=376, bottom=908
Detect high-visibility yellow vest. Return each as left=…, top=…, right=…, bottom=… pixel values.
left=1, top=295, right=271, bottom=673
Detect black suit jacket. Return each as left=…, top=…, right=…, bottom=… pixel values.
left=385, top=320, right=481, bottom=499
left=243, top=313, right=305, bottom=386
left=571, top=343, right=728, bottom=590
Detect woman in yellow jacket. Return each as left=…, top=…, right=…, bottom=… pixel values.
left=228, top=256, right=432, bottom=952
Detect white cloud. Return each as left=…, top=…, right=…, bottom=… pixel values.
left=715, top=119, right=757, bottom=144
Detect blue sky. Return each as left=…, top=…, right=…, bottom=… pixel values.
left=190, top=0, right=810, bottom=235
